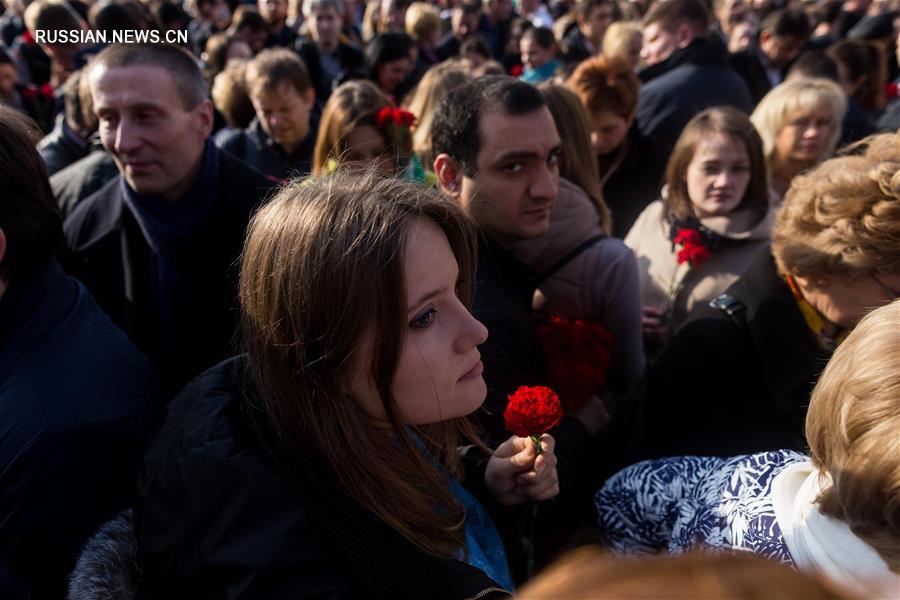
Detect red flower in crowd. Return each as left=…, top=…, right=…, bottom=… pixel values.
left=504, top=386, right=563, bottom=438
left=510, top=64, right=524, bottom=77
left=375, top=107, right=393, bottom=128
left=375, top=107, right=416, bottom=129
left=674, top=228, right=711, bottom=269
left=392, top=108, right=416, bottom=127
left=537, top=316, right=613, bottom=412
left=22, top=30, right=35, bottom=45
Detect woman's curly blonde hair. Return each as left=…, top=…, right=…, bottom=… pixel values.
left=771, top=133, right=900, bottom=280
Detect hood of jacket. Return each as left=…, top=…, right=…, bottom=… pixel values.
left=509, top=177, right=604, bottom=274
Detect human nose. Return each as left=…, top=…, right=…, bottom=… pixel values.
left=455, top=309, right=489, bottom=352
left=112, top=118, right=140, bottom=154
left=640, top=44, right=650, bottom=62
left=713, top=170, right=731, bottom=188
left=529, top=162, right=558, bottom=201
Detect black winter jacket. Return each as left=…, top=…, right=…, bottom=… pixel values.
left=216, top=116, right=318, bottom=182
left=639, top=251, right=831, bottom=459
left=637, top=37, right=753, bottom=157
left=137, top=357, right=509, bottom=600
left=0, top=260, right=157, bottom=599
left=62, top=148, right=273, bottom=395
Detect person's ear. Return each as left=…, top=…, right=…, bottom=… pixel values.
left=677, top=23, right=695, bottom=48
left=625, top=111, right=635, bottom=129
left=758, top=29, right=771, bottom=47
left=197, top=98, right=214, bottom=137
left=434, top=153, right=463, bottom=199
left=304, top=87, right=315, bottom=109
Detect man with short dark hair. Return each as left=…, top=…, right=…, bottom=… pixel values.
left=562, top=0, right=620, bottom=64
left=64, top=43, right=273, bottom=395
left=0, top=104, right=157, bottom=599
left=637, top=0, right=752, bottom=155
left=217, top=48, right=318, bottom=180
left=294, top=0, right=365, bottom=101
left=432, top=76, right=605, bottom=573
left=730, top=8, right=811, bottom=105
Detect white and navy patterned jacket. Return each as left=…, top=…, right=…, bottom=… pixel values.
left=595, top=450, right=808, bottom=563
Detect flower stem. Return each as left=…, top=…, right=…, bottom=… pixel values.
left=529, top=434, right=543, bottom=456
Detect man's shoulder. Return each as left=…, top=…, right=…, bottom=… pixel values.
left=63, top=176, right=125, bottom=249
left=215, top=127, right=252, bottom=155
left=2, top=272, right=157, bottom=436
left=217, top=150, right=277, bottom=200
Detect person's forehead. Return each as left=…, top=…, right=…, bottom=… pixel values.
left=476, top=107, right=559, bottom=155
left=91, top=64, right=183, bottom=107
left=252, top=81, right=302, bottom=103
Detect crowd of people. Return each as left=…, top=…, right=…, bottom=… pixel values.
left=0, top=0, right=898, bottom=596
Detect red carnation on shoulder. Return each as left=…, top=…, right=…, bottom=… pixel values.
left=504, top=386, right=563, bottom=453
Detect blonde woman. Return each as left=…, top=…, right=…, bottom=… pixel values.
left=602, top=21, right=642, bottom=70
left=750, top=77, right=847, bottom=204
left=402, top=61, right=470, bottom=172
left=597, top=298, right=900, bottom=599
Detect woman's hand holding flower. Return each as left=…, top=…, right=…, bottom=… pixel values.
left=485, top=434, right=559, bottom=506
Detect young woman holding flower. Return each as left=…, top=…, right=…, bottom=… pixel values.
left=624, top=107, right=772, bottom=348
left=136, top=173, right=559, bottom=598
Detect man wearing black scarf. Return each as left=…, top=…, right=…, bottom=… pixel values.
left=63, top=43, right=274, bottom=397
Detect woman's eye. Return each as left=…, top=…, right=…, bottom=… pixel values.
left=503, top=162, right=524, bottom=173
left=410, top=308, right=436, bottom=329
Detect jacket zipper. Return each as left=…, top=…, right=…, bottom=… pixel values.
left=466, top=586, right=510, bottom=600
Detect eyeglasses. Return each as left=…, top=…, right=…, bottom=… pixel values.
left=871, top=273, right=900, bottom=300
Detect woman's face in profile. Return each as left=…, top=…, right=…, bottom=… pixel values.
left=774, top=105, right=834, bottom=166
left=349, top=218, right=489, bottom=424
left=685, top=132, right=751, bottom=218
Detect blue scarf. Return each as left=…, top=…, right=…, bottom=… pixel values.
left=447, top=475, right=515, bottom=591
left=409, top=433, right=514, bottom=592
left=120, top=138, right=221, bottom=343
left=519, top=59, right=561, bottom=84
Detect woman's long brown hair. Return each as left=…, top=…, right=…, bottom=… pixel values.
left=539, top=83, right=613, bottom=235
left=239, top=170, right=484, bottom=558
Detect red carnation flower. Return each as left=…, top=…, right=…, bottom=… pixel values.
left=504, top=386, right=563, bottom=441
left=536, top=316, right=613, bottom=412
left=674, top=228, right=711, bottom=269
left=375, top=106, right=393, bottom=128
left=510, top=63, right=524, bottom=77
left=392, top=108, right=416, bottom=127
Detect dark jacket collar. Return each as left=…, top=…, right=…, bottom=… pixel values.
left=639, top=36, right=730, bottom=83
